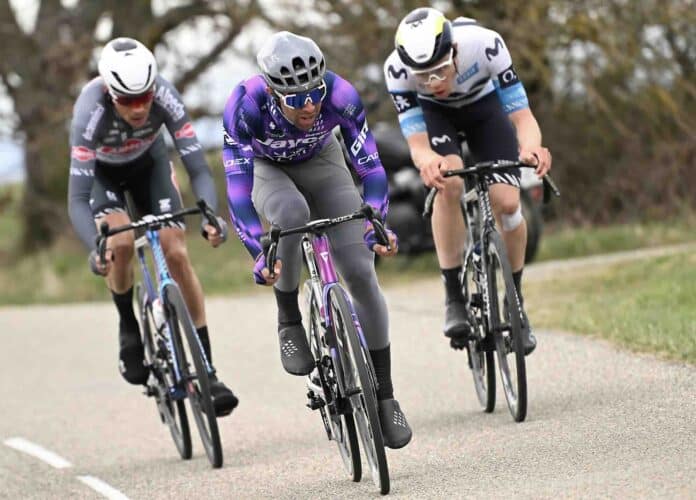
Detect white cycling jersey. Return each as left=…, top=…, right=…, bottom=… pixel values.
left=384, top=17, right=529, bottom=138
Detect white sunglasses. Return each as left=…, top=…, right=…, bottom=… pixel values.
left=412, top=50, right=455, bottom=85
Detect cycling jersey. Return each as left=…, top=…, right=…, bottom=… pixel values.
left=384, top=17, right=530, bottom=138
left=222, top=71, right=388, bottom=259
left=67, top=76, right=217, bottom=250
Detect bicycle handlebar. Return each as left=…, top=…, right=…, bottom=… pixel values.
left=96, top=199, right=219, bottom=265
left=260, top=204, right=389, bottom=279
left=422, top=160, right=561, bottom=218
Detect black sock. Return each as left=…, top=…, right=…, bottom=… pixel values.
left=441, top=266, right=464, bottom=303
left=112, top=287, right=138, bottom=332
left=274, top=287, right=302, bottom=330
left=197, top=325, right=212, bottom=364
left=370, top=345, right=394, bottom=401
left=512, top=269, right=523, bottom=301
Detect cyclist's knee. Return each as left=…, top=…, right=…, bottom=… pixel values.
left=163, top=239, right=190, bottom=271
left=439, top=177, right=464, bottom=203
left=499, top=204, right=524, bottom=231
left=109, top=234, right=135, bottom=264
left=269, top=197, right=310, bottom=228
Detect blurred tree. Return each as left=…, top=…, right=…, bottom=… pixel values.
left=0, top=0, right=268, bottom=251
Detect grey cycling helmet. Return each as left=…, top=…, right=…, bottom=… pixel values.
left=257, top=31, right=326, bottom=93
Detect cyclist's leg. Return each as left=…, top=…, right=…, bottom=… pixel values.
left=466, top=95, right=535, bottom=353
left=420, top=100, right=471, bottom=340
left=135, top=144, right=238, bottom=412
left=251, top=157, right=314, bottom=376
left=91, top=162, right=147, bottom=384
left=282, top=136, right=411, bottom=448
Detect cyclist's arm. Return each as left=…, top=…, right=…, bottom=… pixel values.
left=222, top=89, right=264, bottom=259
left=159, top=79, right=218, bottom=211
left=508, top=107, right=542, bottom=150
left=67, top=94, right=102, bottom=251
left=334, top=80, right=388, bottom=220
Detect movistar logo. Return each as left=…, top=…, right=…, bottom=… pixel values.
left=485, top=38, right=504, bottom=61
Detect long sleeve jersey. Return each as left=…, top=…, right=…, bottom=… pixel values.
left=222, top=71, right=388, bottom=259
left=67, top=75, right=216, bottom=250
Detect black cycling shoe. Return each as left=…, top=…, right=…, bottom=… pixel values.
left=278, top=323, right=314, bottom=376
left=208, top=375, right=239, bottom=417
left=378, top=398, right=412, bottom=449
left=520, top=310, right=537, bottom=356
left=119, top=328, right=149, bottom=385
left=444, top=300, right=472, bottom=349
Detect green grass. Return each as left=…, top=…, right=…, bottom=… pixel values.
left=525, top=251, right=696, bottom=364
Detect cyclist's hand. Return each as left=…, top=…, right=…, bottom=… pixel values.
left=201, top=216, right=228, bottom=248
left=364, top=224, right=399, bottom=257
left=519, top=146, right=552, bottom=178
left=88, top=248, right=113, bottom=276
left=419, top=153, right=447, bottom=190
left=253, top=253, right=282, bottom=285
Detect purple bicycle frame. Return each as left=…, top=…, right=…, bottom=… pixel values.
left=311, top=234, right=370, bottom=350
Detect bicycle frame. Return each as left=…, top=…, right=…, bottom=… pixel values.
left=302, top=232, right=370, bottom=398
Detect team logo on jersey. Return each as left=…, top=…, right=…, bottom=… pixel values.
left=350, top=119, right=369, bottom=155
left=497, top=64, right=520, bottom=88
left=71, top=146, right=96, bottom=162
left=159, top=198, right=172, bottom=212
left=343, top=103, right=358, bottom=118
left=175, top=122, right=195, bottom=139
left=100, top=137, right=153, bottom=155
left=485, top=37, right=504, bottom=61
left=106, top=190, right=118, bottom=202
left=82, top=104, right=104, bottom=141
left=387, top=65, right=408, bottom=80
left=391, top=94, right=412, bottom=112
left=155, top=86, right=185, bottom=121
left=457, top=63, right=479, bottom=84
left=431, top=135, right=451, bottom=146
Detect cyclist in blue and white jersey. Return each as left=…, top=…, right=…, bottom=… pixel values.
left=384, top=7, right=552, bottom=354
left=67, top=37, right=237, bottom=416
left=223, top=32, right=411, bottom=448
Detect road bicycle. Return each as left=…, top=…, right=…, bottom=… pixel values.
left=262, top=204, right=392, bottom=495
left=424, top=160, right=560, bottom=422
left=96, top=200, right=225, bottom=468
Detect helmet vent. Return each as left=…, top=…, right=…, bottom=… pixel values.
left=112, top=39, right=138, bottom=52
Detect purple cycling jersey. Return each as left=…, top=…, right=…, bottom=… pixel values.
left=222, top=71, right=388, bottom=259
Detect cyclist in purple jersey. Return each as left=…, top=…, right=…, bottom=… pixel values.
left=67, top=37, right=237, bottom=416
left=223, top=31, right=411, bottom=448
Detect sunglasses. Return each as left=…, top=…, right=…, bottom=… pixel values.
left=112, top=90, right=155, bottom=107
left=412, top=50, right=455, bottom=86
left=274, top=82, right=327, bottom=109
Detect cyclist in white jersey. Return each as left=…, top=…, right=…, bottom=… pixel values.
left=67, top=38, right=237, bottom=416
left=384, top=8, right=552, bottom=354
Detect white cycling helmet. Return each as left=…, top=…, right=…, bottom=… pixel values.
left=395, top=8, right=453, bottom=70
left=98, top=37, right=158, bottom=97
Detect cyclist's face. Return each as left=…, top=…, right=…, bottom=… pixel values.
left=413, top=50, right=456, bottom=97
left=112, top=91, right=155, bottom=128
left=272, top=84, right=326, bottom=131
left=281, top=99, right=322, bottom=130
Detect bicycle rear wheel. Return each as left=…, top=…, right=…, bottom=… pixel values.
left=303, top=281, right=361, bottom=482
left=487, top=231, right=527, bottom=422
left=137, top=284, right=192, bottom=460
left=328, top=286, right=389, bottom=495
left=164, top=283, right=223, bottom=468
left=462, top=253, right=496, bottom=413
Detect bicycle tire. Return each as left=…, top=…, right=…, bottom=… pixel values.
left=486, top=231, right=527, bottom=422
left=462, top=253, right=496, bottom=413
left=164, top=283, right=223, bottom=468
left=137, top=284, right=192, bottom=460
left=328, top=286, right=389, bottom=495
left=303, top=281, right=362, bottom=482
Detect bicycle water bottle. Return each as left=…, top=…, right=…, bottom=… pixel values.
left=152, top=298, right=166, bottom=333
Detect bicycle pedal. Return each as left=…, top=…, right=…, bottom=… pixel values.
left=306, top=397, right=325, bottom=411
left=470, top=293, right=483, bottom=308
left=144, top=385, right=158, bottom=397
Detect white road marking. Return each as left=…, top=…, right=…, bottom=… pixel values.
left=77, top=476, right=130, bottom=500
left=3, top=437, right=72, bottom=469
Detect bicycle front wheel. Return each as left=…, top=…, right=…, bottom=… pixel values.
left=462, top=253, right=496, bottom=413
left=164, top=283, right=223, bottom=468
left=303, top=281, right=361, bottom=482
left=137, top=284, right=192, bottom=460
left=328, top=287, right=389, bottom=495
left=487, top=231, right=527, bottom=422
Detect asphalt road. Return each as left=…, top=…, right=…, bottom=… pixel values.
left=1, top=266, right=695, bottom=498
